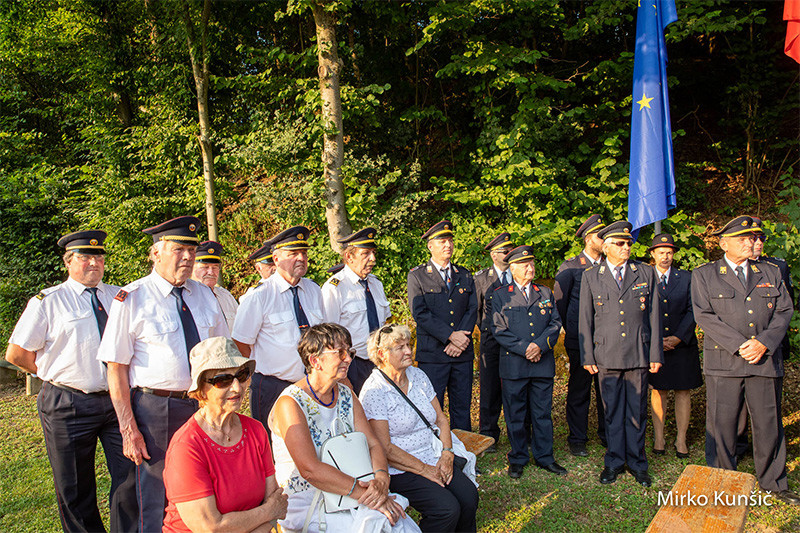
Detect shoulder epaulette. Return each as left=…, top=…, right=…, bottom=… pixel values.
left=35, top=291, right=45, bottom=300
left=476, top=268, right=488, bottom=276
left=410, top=265, right=423, bottom=273
left=533, top=284, right=540, bottom=292
left=114, top=290, right=129, bottom=302
left=329, top=278, right=340, bottom=286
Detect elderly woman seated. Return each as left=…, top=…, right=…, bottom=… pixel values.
left=268, top=323, right=420, bottom=533
left=359, top=324, right=479, bottom=533
left=162, top=337, right=288, bottom=532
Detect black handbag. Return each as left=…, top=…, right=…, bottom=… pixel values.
left=377, top=369, right=468, bottom=470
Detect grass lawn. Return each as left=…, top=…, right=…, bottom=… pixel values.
left=2, top=359, right=799, bottom=532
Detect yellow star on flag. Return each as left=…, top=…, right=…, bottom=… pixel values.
left=637, top=93, right=654, bottom=110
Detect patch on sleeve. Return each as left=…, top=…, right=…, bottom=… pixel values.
left=35, top=291, right=45, bottom=300
left=329, top=278, right=340, bottom=286
left=579, top=256, right=586, bottom=265
left=114, top=290, right=128, bottom=302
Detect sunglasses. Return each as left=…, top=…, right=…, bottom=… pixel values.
left=320, top=347, right=357, bottom=360
left=206, top=366, right=252, bottom=388
left=377, top=324, right=395, bottom=345
left=609, top=240, right=632, bottom=248
left=756, top=235, right=766, bottom=243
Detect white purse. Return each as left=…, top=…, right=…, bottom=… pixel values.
left=318, top=418, right=375, bottom=513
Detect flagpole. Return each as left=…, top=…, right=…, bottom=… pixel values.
left=655, top=220, right=662, bottom=235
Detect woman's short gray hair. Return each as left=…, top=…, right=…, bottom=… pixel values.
left=366, top=324, right=412, bottom=366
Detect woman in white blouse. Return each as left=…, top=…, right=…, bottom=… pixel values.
left=359, top=324, right=479, bottom=533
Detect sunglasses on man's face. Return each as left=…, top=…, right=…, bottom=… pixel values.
left=610, top=240, right=632, bottom=248
left=756, top=235, right=767, bottom=243
left=206, top=367, right=252, bottom=388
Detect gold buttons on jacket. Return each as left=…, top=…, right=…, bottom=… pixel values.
left=748, top=310, right=753, bottom=314
left=449, top=299, right=453, bottom=303
left=665, top=327, right=670, bottom=331
left=746, top=297, right=752, bottom=301
left=619, top=299, right=624, bottom=304
left=621, top=333, right=626, bottom=337
left=620, top=322, right=625, bottom=326
left=620, top=310, right=624, bottom=315
left=749, top=323, right=754, bottom=327
left=664, top=313, right=668, bottom=317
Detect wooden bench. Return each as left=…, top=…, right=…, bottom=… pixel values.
left=451, top=429, right=495, bottom=457
left=647, top=464, right=757, bottom=533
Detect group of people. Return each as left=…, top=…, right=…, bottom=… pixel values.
left=5, top=211, right=798, bottom=533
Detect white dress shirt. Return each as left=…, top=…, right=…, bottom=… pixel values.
left=724, top=256, right=749, bottom=282
left=231, top=274, right=324, bottom=381
left=655, top=266, right=672, bottom=285
left=239, top=278, right=268, bottom=304
left=430, top=259, right=452, bottom=283
left=321, top=265, right=391, bottom=360
left=606, top=259, right=627, bottom=283
left=212, top=286, right=239, bottom=332
left=97, top=271, right=229, bottom=391
left=10, top=277, right=119, bottom=393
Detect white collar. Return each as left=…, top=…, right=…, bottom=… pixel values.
left=149, top=270, right=190, bottom=298
left=606, top=259, right=627, bottom=273
left=430, top=259, right=451, bottom=272
left=582, top=250, right=601, bottom=265
left=724, top=256, right=748, bottom=276
left=493, top=265, right=509, bottom=280
left=655, top=266, right=672, bottom=282
left=65, top=276, right=106, bottom=296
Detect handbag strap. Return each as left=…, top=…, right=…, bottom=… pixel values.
left=377, top=369, right=439, bottom=438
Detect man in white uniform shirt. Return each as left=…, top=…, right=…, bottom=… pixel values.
left=322, top=227, right=391, bottom=393
left=240, top=239, right=276, bottom=303
left=6, top=230, right=136, bottom=533
left=192, top=240, right=238, bottom=331
left=232, top=225, right=324, bottom=430
left=98, top=216, right=229, bottom=532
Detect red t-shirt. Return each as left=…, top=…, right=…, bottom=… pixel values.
left=162, top=414, right=275, bottom=533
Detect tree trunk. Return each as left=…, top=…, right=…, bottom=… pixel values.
left=312, top=2, right=351, bottom=252
left=181, top=0, right=218, bottom=242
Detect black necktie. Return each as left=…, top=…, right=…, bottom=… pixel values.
left=501, top=271, right=510, bottom=285
left=441, top=268, right=451, bottom=290
left=171, top=287, right=200, bottom=359
left=614, top=267, right=623, bottom=288
left=522, top=285, right=529, bottom=302
left=660, top=273, right=667, bottom=291
left=735, top=266, right=746, bottom=288
left=359, top=279, right=380, bottom=332
left=85, top=287, right=107, bottom=337
left=290, top=286, right=310, bottom=331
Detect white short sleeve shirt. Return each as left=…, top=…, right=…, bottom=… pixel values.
left=97, top=271, right=229, bottom=390
left=9, top=277, right=119, bottom=393
left=231, top=274, right=324, bottom=381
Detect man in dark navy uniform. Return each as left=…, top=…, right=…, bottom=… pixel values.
left=554, top=214, right=607, bottom=457
left=579, top=220, right=663, bottom=487
left=491, top=245, right=565, bottom=479
left=407, top=220, right=478, bottom=431
left=692, top=215, right=798, bottom=505
left=474, top=232, right=514, bottom=450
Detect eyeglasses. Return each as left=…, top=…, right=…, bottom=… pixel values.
left=321, top=347, right=356, bottom=360
left=756, top=235, right=766, bottom=243
left=206, top=366, right=252, bottom=388
left=376, top=324, right=395, bottom=345
left=609, top=240, right=632, bottom=248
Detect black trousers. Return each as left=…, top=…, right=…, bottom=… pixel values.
left=598, top=368, right=648, bottom=471
left=250, top=372, right=293, bottom=436
left=418, top=360, right=472, bottom=431
left=390, top=467, right=478, bottom=533
left=502, top=376, right=555, bottom=466
left=478, top=343, right=502, bottom=441
left=705, top=374, right=788, bottom=492
left=131, top=389, right=197, bottom=533
left=347, top=357, right=375, bottom=396
left=565, top=346, right=606, bottom=444
left=38, top=383, right=138, bottom=533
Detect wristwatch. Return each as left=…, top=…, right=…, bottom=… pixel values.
left=442, top=447, right=455, bottom=453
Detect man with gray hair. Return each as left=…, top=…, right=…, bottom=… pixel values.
left=99, top=216, right=229, bottom=531
left=322, top=227, right=391, bottom=394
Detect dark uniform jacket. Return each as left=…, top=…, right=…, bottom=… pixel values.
left=554, top=252, right=599, bottom=351
left=691, top=259, right=793, bottom=378
left=656, top=267, right=698, bottom=348
left=408, top=260, right=478, bottom=364
left=475, top=267, right=505, bottom=354
left=579, top=260, right=664, bottom=369
left=490, top=283, right=562, bottom=379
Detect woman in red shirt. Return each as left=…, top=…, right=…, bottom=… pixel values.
left=163, top=337, right=287, bottom=532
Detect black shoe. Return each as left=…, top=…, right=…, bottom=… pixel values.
left=536, top=461, right=567, bottom=476
left=508, top=464, right=524, bottom=479
left=653, top=447, right=665, bottom=456
left=774, top=490, right=800, bottom=506
left=569, top=442, right=589, bottom=457
left=484, top=443, right=497, bottom=454
left=675, top=446, right=689, bottom=459
left=599, top=466, right=624, bottom=484
left=629, top=468, right=652, bottom=487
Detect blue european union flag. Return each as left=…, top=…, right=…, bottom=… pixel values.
left=628, top=0, right=678, bottom=232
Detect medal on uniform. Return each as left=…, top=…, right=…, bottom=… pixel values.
left=640, top=303, right=646, bottom=310
left=768, top=302, right=773, bottom=308
left=640, top=296, right=645, bottom=303
left=541, top=309, right=546, bottom=315
left=459, top=288, right=464, bottom=293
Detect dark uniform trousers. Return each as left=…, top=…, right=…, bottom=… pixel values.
left=554, top=255, right=606, bottom=446
left=347, top=357, right=376, bottom=396
left=408, top=261, right=478, bottom=431
left=131, top=388, right=198, bottom=533
left=491, top=283, right=562, bottom=467
left=38, top=383, right=137, bottom=533
left=250, top=372, right=293, bottom=436
left=474, top=268, right=504, bottom=441
left=692, top=259, right=793, bottom=492
left=578, top=260, right=663, bottom=472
